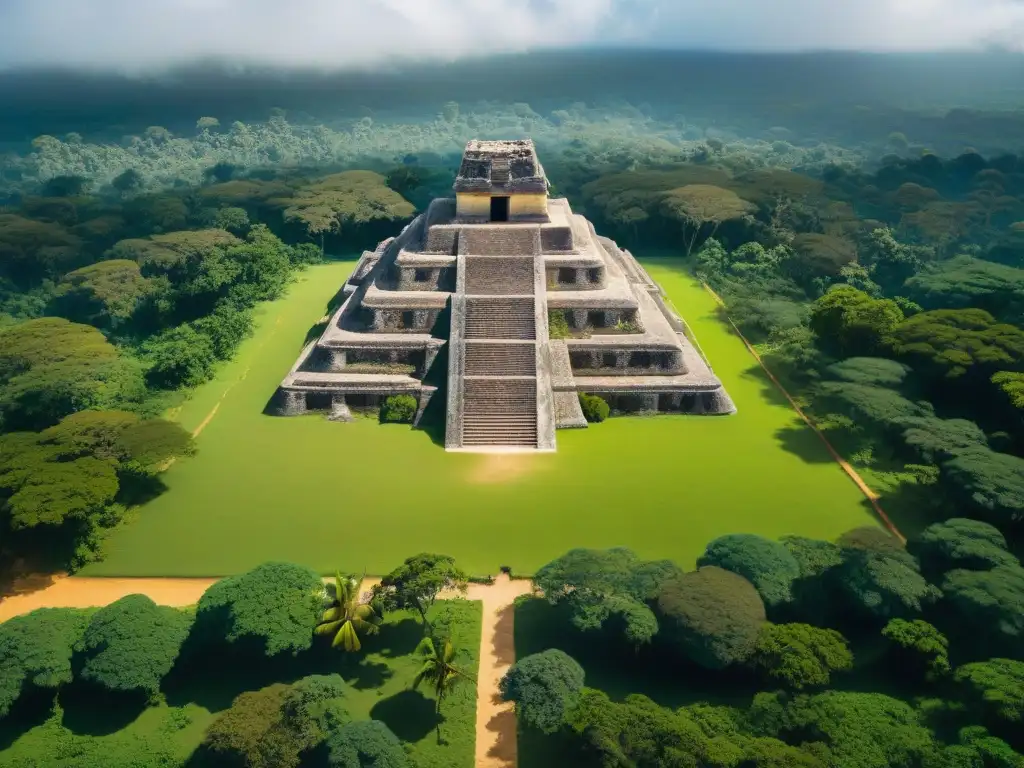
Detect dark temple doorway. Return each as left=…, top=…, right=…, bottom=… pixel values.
left=490, top=196, right=510, bottom=222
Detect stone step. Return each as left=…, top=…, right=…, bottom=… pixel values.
left=464, top=256, right=534, bottom=295
left=464, top=342, right=536, bottom=376
left=460, top=226, right=539, bottom=256
left=464, top=297, right=536, bottom=340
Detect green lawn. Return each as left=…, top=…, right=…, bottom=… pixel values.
left=82, top=256, right=875, bottom=578
left=0, top=599, right=481, bottom=768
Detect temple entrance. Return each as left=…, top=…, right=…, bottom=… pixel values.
left=490, top=196, right=510, bottom=222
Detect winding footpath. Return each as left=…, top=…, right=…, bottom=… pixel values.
left=0, top=572, right=533, bottom=768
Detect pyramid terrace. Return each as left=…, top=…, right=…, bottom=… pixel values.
left=272, top=139, right=736, bottom=451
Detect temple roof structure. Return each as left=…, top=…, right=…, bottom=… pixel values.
left=453, top=139, right=548, bottom=195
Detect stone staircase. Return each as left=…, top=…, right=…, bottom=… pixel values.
left=461, top=377, right=538, bottom=447
left=464, top=341, right=536, bottom=376
left=464, top=256, right=534, bottom=295
left=490, top=156, right=510, bottom=184
left=445, top=222, right=555, bottom=451
left=464, top=297, right=536, bottom=340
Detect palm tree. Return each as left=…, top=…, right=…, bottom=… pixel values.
left=315, top=572, right=381, bottom=652
left=412, top=635, right=475, bottom=744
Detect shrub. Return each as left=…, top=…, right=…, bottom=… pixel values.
left=379, top=394, right=417, bottom=424
left=194, top=562, right=324, bottom=657
left=500, top=649, right=586, bottom=734
left=579, top=393, right=610, bottom=423
left=76, top=594, right=192, bottom=696
left=326, top=719, right=410, bottom=768
left=548, top=309, right=571, bottom=339
left=656, top=566, right=767, bottom=670
left=0, top=607, right=92, bottom=716
left=698, top=533, right=801, bottom=611
left=753, top=623, right=853, bottom=689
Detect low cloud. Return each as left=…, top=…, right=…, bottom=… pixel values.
left=0, top=0, right=1022, bottom=71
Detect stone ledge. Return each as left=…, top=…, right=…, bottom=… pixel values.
left=361, top=283, right=451, bottom=309
left=554, top=390, right=588, bottom=429
left=547, top=340, right=575, bottom=389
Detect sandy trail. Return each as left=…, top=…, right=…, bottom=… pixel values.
left=467, top=575, right=535, bottom=768
left=0, top=573, right=535, bottom=768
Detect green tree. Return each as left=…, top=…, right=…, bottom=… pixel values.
left=753, top=623, right=853, bottom=689
left=412, top=635, right=474, bottom=744
left=908, top=519, right=1018, bottom=581
left=751, top=690, right=938, bottom=768
left=0, top=317, right=145, bottom=430
left=500, top=649, right=586, bottom=734
left=881, top=619, right=951, bottom=680
left=51, top=260, right=154, bottom=330
left=824, top=357, right=911, bottom=388
left=326, top=720, right=411, bottom=768
left=942, top=566, right=1024, bottom=657
left=315, top=573, right=381, bottom=652
left=836, top=546, right=940, bottom=621
left=192, top=302, right=254, bottom=360
left=886, top=308, right=1024, bottom=381
left=198, top=681, right=329, bottom=768
left=697, top=533, right=800, bottom=612
left=955, top=658, right=1024, bottom=724
left=656, top=566, right=767, bottom=670
left=810, top=286, right=904, bottom=358
left=212, top=206, right=251, bottom=235
left=905, top=255, right=1024, bottom=325
left=941, top=448, right=1024, bottom=526
left=0, top=431, right=119, bottom=529
left=0, top=607, right=91, bottom=716
left=141, top=324, right=216, bottom=388
left=277, top=171, right=415, bottom=250
left=372, top=553, right=467, bottom=632
left=194, top=562, right=324, bottom=657
left=860, top=227, right=931, bottom=291
left=534, top=547, right=680, bottom=646
left=901, top=416, right=988, bottom=463
left=814, top=380, right=931, bottom=433
left=660, top=184, right=756, bottom=256
left=75, top=594, right=191, bottom=696
left=111, top=168, right=143, bottom=195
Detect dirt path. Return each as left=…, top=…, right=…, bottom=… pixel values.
left=466, top=575, right=535, bottom=768
left=701, top=282, right=905, bottom=542
left=0, top=573, right=535, bottom=768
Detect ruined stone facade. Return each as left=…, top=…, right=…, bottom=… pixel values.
left=272, top=139, right=736, bottom=451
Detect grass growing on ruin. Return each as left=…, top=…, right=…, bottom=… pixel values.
left=82, top=256, right=875, bottom=578
left=0, top=600, right=481, bottom=768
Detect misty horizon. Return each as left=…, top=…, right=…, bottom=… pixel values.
left=2, top=0, right=1024, bottom=73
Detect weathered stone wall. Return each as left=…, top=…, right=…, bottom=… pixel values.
left=547, top=266, right=606, bottom=290
left=396, top=266, right=454, bottom=292
left=583, top=388, right=736, bottom=416
left=565, top=308, right=640, bottom=331
left=371, top=308, right=441, bottom=332
left=569, top=348, right=683, bottom=375
left=540, top=225, right=574, bottom=252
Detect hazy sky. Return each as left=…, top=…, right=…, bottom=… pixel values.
left=1, top=0, right=1022, bottom=71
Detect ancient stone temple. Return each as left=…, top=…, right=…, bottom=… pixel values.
left=272, top=139, right=736, bottom=451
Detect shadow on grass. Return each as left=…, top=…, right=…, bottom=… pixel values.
left=773, top=423, right=836, bottom=465
left=59, top=681, right=146, bottom=736
left=369, top=689, right=440, bottom=742
left=0, top=688, right=58, bottom=749
left=376, top=617, right=424, bottom=658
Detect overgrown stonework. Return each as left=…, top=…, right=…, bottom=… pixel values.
left=272, top=139, right=735, bottom=450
